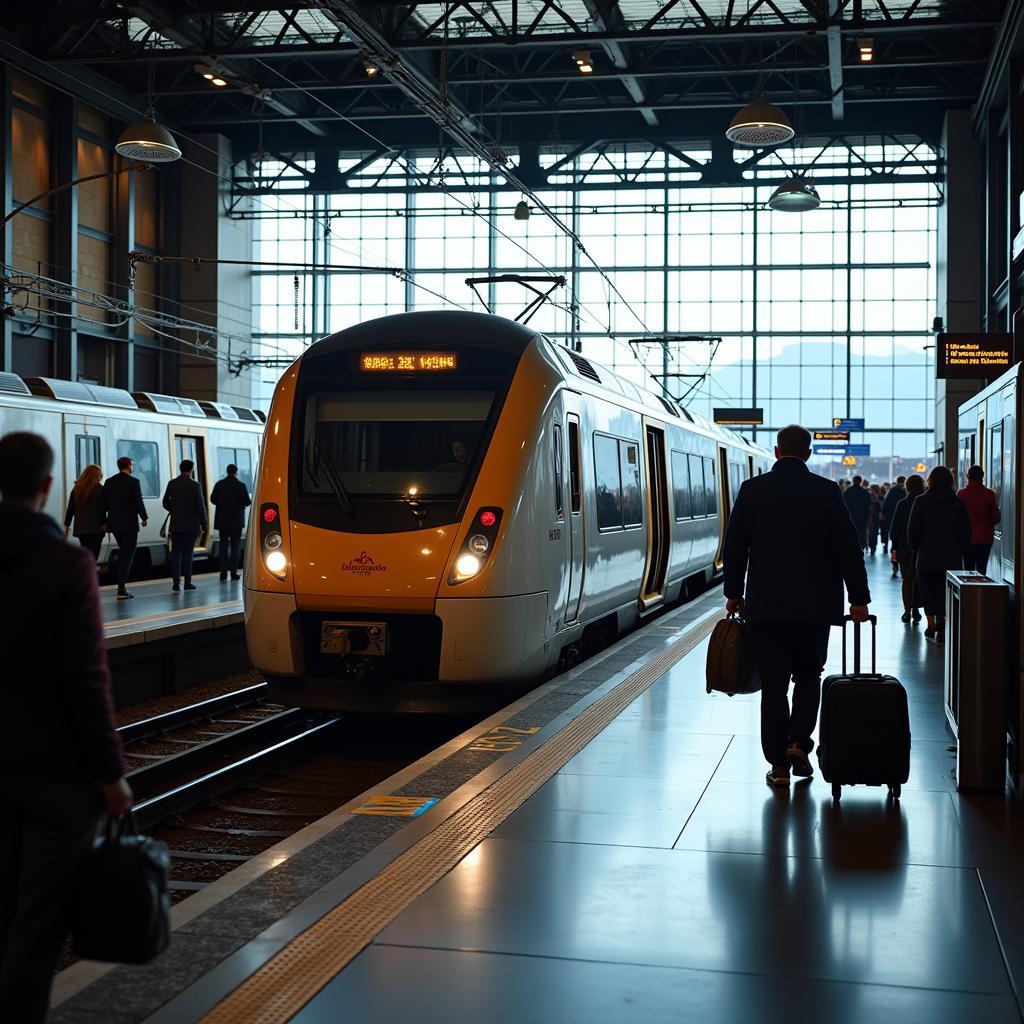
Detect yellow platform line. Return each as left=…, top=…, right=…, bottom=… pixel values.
left=200, top=607, right=722, bottom=1024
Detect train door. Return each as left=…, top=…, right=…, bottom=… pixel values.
left=565, top=406, right=586, bottom=623
left=990, top=420, right=1004, bottom=572
left=641, top=422, right=670, bottom=607
left=714, top=446, right=731, bottom=569
left=62, top=419, right=108, bottom=527
left=173, top=431, right=210, bottom=549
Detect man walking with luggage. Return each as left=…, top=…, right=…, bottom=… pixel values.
left=723, top=424, right=871, bottom=787
left=102, top=455, right=148, bottom=599
left=210, top=464, right=251, bottom=582
left=0, top=432, right=132, bottom=1022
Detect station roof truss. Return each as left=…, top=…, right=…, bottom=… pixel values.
left=3, top=1, right=1001, bottom=158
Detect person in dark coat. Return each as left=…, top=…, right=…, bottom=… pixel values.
left=210, top=464, right=251, bottom=581
left=843, top=474, right=870, bottom=552
left=888, top=474, right=924, bottom=623
left=867, top=484, right=882, bottom=554
left=162, top=459, right=208, bottom=592
left=0, top=432, right=132, bottom=1023
left=102, top=455, right=149, bottom=599
left=882, top=476, right=907, bottom=577
left=723, top=424, right=871, bottom=787
left=64, top=463, right=106, bottom=560
left=957, top=465, right=1001, bottom=574
left=907, top=465, right=971, bottom=642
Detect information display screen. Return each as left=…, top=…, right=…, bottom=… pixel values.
left=936, top=334, right=1014, bottom=379
left=360, top=352, right=458, bottom=372
left=814, top=430, right=849, bottom=442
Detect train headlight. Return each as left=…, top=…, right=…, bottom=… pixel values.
left=265, top=550, right=287, bottom=575
left=467, top=534, right=489, bottom=555
left=453, top=553, right=481, bottom=580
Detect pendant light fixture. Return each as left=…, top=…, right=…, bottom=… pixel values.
left=115, top=109, right=181, bottom=163
left=726, top=95, right=794, bottom=148
left=767, top=177, right=821, bottom=212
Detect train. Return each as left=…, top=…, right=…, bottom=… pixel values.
left=245, top=311, right=772, bottom=713
left=956, top=361, right=1022, bottom=795
left=0, top=372, right=264, bottom=572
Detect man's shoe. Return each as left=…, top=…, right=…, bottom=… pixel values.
left=912, top=609, right=922, bottom=621
left=766, top=765, right=791, bottom=787
left=230, top=573, right=240, bottom=581
left=924, top=626, right=936, bottom=639
left=901, top=610, right=911, bottom=623
left=184, top=582, right=197, bottom=591
left=116, top=591, right=134, bottom=600
left=172, top=582, right=180, bottom=593
left=786, top=743, right=813, bottom=778
left=219, top=572, right=228, bottom=582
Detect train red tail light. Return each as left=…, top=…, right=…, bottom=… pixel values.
left=263, top=507, right=278, bottom=523
left=451, top=507, right=503, bottom=585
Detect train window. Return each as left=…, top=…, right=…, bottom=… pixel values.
left=116, top=440, right=160, bottom=497
left=75, top=434, right=100, bottom=479
left=687, top=454, right=704, bottom=516
left=568, top=420, right=582, bottom=514
left=594, top=434, right=623, bottom=530
left=704, top=456, right=718, bottom=516
left=671, top=450, right=691, bottom=520
left=301, top=389, right=493, bottom=499
left=217, top=447, right=254, bottom=492
left=620, top=442, right=642, bottom=527
left=989, top=422, right=1003, bottom=508
left=553, top=424, right=564, bottom=520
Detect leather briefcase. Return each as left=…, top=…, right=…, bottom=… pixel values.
left=73, top=815, right=171, bottom=964
left=705, top=614, right=761, bottom=697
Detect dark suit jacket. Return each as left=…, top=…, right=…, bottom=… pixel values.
left=65, top=485, right=106, bottom=536
left=843, top=484, right=870, bottom=533
left=723, top=458, right=871, bottom=625
left=882, top=485, right=906, bottom=527
left=888, top=494, right=917, bottom=569
left=210, top=476, right=252, bottom=532
left=162, top=475, right=208, bottom=536
left=102, top=472, right=148, bottom=533
left=907, top=487, right=971, bottom=572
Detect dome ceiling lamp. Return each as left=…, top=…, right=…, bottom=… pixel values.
left=115, top=109, right=182, bottom=163
left=725, top=95, right=794, bottom=149
left=767, top=176, right=821, bottom=212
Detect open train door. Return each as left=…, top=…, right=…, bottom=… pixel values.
left=641, top=420, right=670, bottom=608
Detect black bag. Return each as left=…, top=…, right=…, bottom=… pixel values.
left=817, top=615, right=911, bottom=803
left=72, top=814, right=171, bottom=964
left=706, top=613, right=761, bottom=696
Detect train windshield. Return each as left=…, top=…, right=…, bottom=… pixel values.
left=301, top=390, right=494, bottom=500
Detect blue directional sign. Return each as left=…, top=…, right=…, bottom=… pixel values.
left=813, top=443, right=871, bottom=457
left=833, top=418, right=865, bottom=432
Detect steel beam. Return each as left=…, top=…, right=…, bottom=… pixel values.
left=827, top=0, right=844, bottom=120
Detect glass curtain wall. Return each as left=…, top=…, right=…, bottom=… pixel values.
left=251, top=142, right=937, bottom=477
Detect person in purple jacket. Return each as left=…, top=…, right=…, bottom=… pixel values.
left=0, top=432, right=133, bottom=1023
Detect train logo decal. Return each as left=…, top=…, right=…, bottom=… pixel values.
left=341, top=551, right=387, bottom=575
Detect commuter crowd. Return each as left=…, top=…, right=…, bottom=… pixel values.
left=64, top=456, right=251, bottom=595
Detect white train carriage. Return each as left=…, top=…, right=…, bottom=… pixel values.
left=0, top=372, right=264, bottom=571
left=246, top=311, right=770, bottom=712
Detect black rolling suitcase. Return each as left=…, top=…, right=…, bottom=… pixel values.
left=817, top=615, right=911, bottom=803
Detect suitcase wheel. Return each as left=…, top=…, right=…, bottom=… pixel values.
left=887, top=783, right=901, bottom=800
left=831, top=782, right=841, bottom=803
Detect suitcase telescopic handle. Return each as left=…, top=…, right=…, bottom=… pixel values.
left=841, top=613, right=877, bottom=675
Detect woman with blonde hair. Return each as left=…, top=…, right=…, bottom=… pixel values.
left=64, top=463, right=106, bottom=559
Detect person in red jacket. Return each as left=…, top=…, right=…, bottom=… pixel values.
left=0, top=432, right=132, bottom=1023
left=957, top=464, right=1001, bottom=574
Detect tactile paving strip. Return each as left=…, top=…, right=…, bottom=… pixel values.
left=200, top=609, right=722, bottom=1024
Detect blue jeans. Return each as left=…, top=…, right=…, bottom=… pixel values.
left=169, top=532, right=197, bottom=584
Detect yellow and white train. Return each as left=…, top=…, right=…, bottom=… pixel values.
left=245, top=311, right=770, bottom=712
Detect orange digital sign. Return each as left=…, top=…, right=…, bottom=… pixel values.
left=360, top=352, right=458, bottom=372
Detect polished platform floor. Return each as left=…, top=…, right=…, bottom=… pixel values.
left=100, top=572, right=243, bottom=647
left=292, top=556, right=1024, bottom=1023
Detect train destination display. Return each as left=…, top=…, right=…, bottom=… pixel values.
left=936, top=333, right=1013, bottom=379
left=361, top=352, right=458, bottom=372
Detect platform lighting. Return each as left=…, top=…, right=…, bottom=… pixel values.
left=858, top=38, right=874, bottom=62
left=115, top=111, right=182, bottom=163
left=725, top=96, right=794, bottom=148
left=363, top=59, right=380, bottom=78
left=514, top=200, right=530, bottom=221
left=194, top=63, right=228, bottom=86
left=767, top=177, right=821, bottom=212
left=572, top=50, right=594, bottom=73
